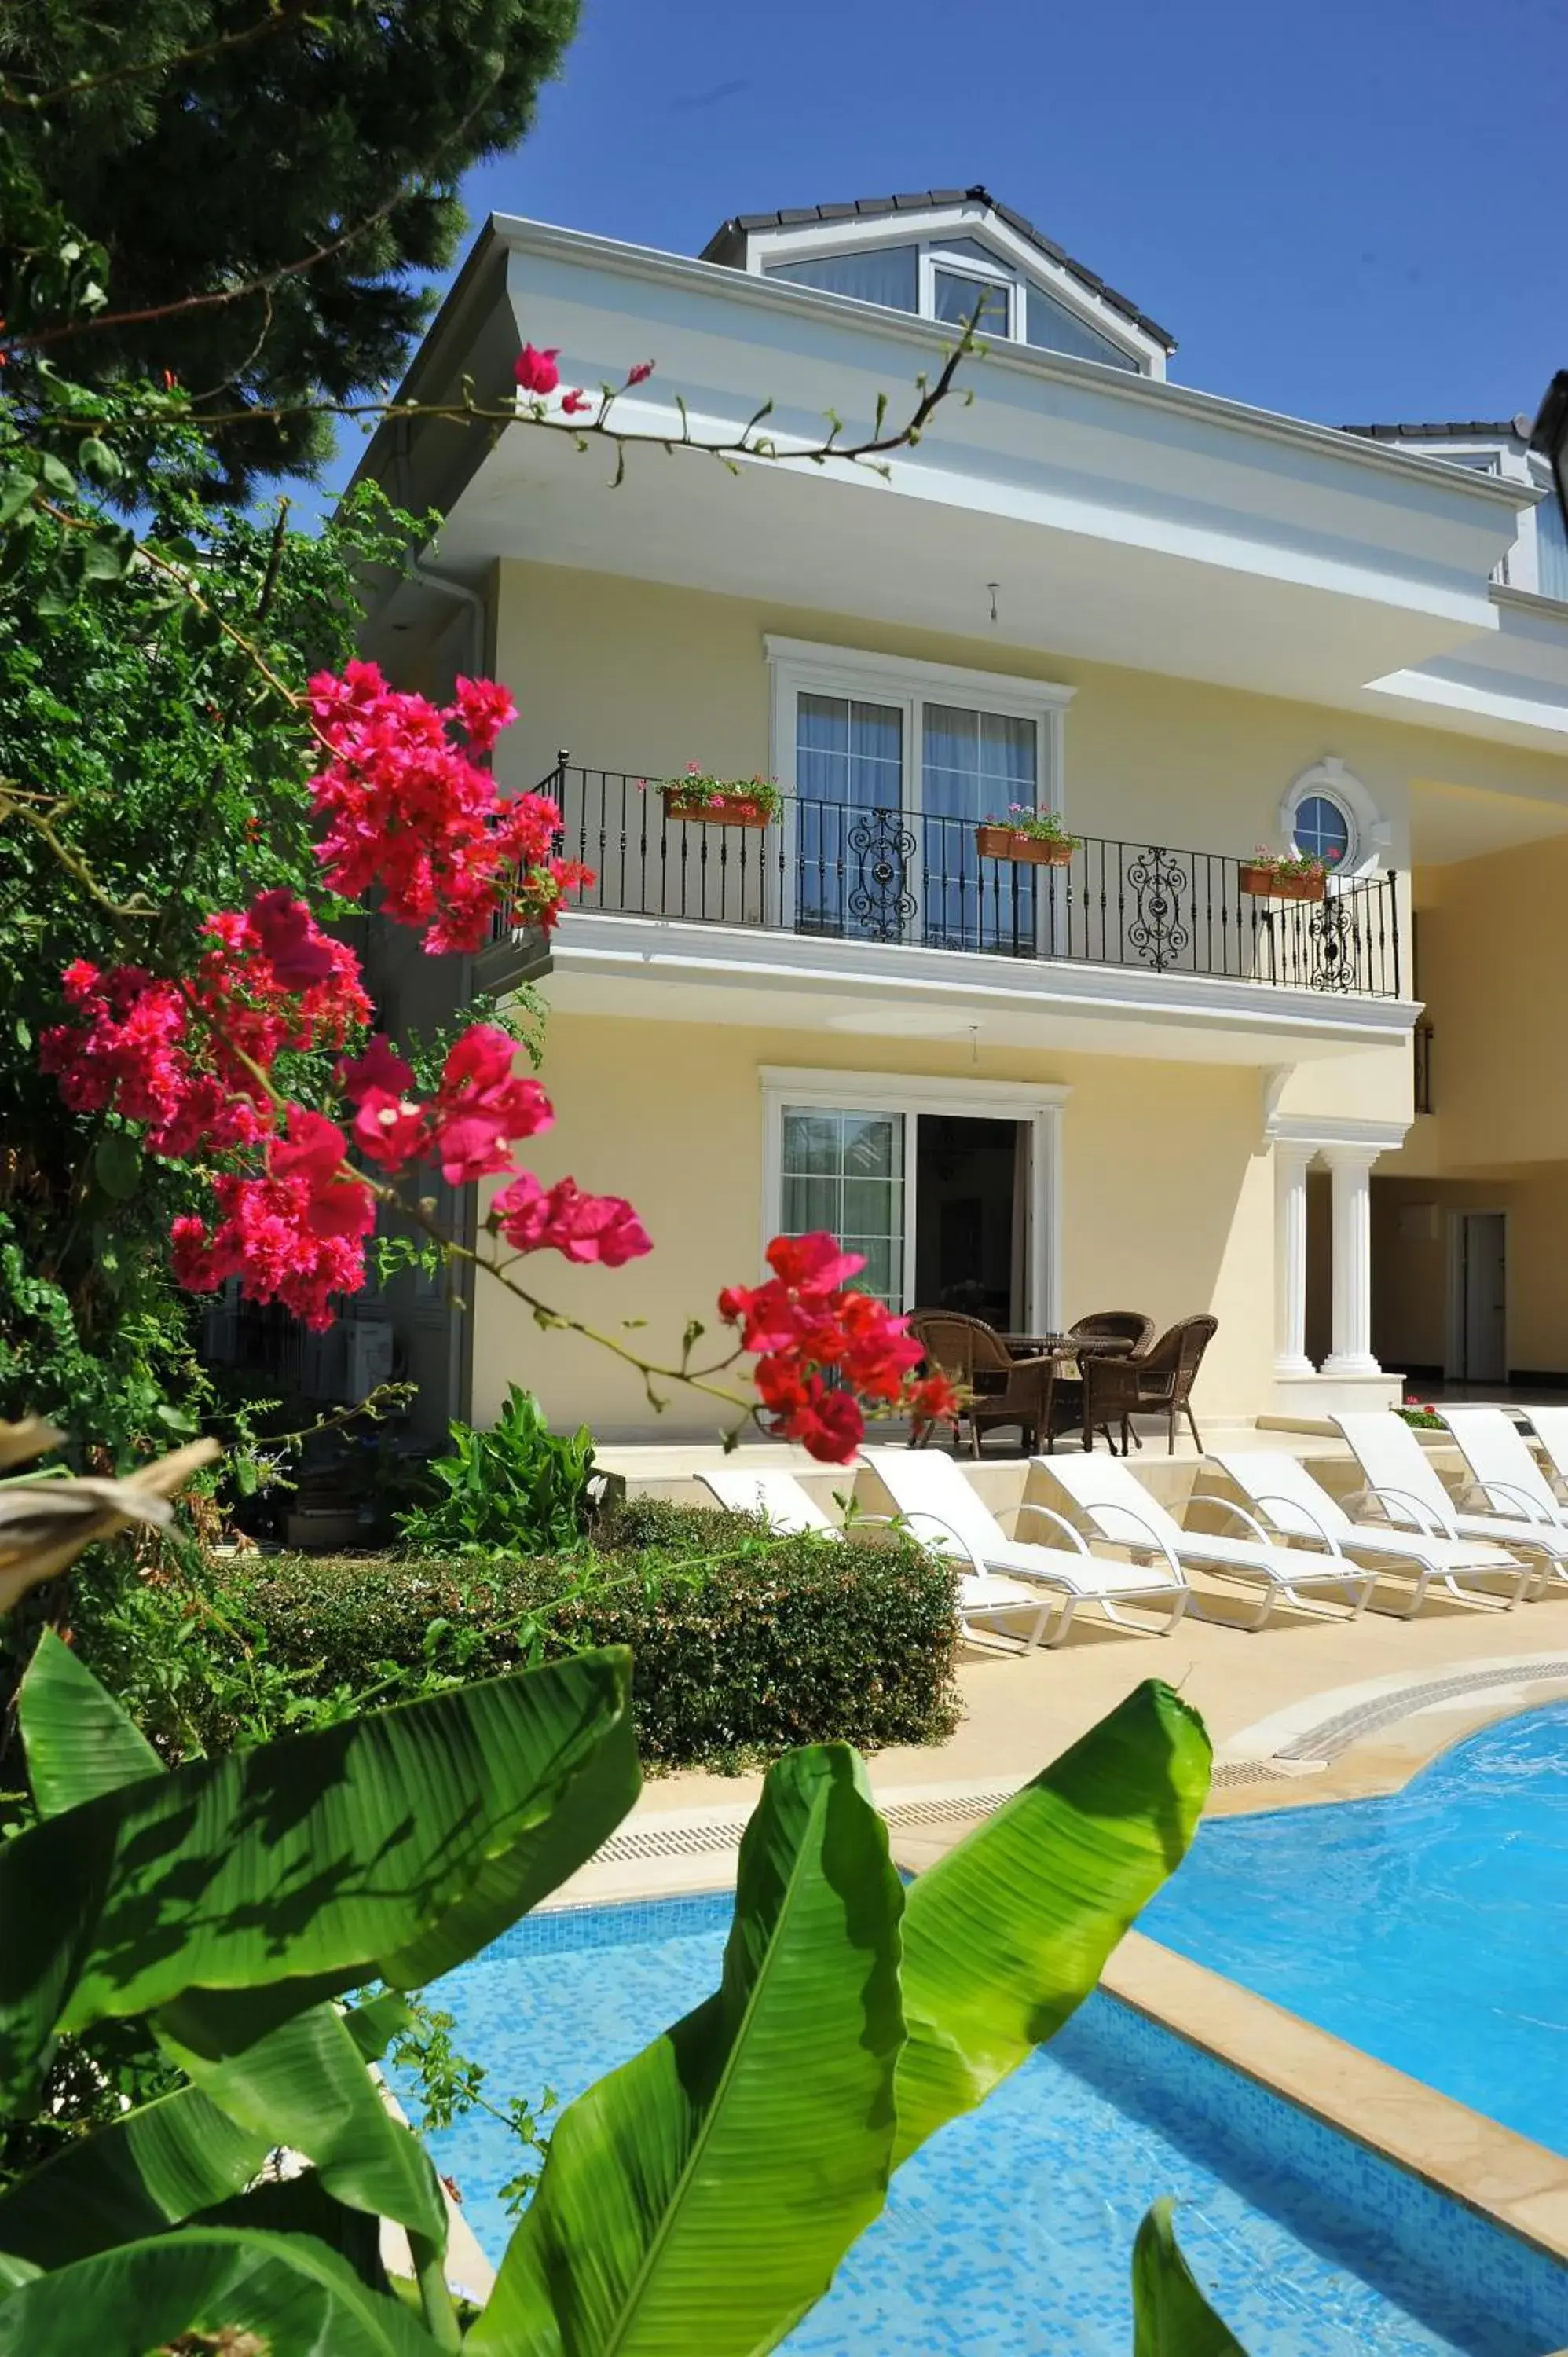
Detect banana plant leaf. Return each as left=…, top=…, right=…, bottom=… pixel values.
left=0, top=2077, right=266, bottom=2271
left=469, top=1743, right=905, bottom=2357
left=894, top=1679, right=1211, bottom=2163
left=1132, top=2198, right=1248, bottom=2355
left=2, top=1640, right=448, bottom=2261
left=0, top=1644, right=639, bottom=2109
left=0, top=2227, right=442, bottom=2355
left=20, top=1626, right=161, bottom=1813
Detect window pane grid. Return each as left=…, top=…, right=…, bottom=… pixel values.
left=781, top=1109, right=905, bottom=1310
left=1291, top=792, right=1352, bottom=867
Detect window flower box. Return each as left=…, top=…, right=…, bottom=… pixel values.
left=976, top=808, right=1078, bottom=866
left=1238, top=860, right=1328, bottom=904
left=657, top=768, right=780, bottom=829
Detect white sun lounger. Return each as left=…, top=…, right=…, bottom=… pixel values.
left=1332, top=1413, right=1568, bottom=1600
left=1039, top=1452, right=1376, bottom=1629
left=857, top=1449, right=1190, bottom=1645
left=1211, top=1450, right=1530, bottom=1616
left=1522, top=1407, right=1568, bottom=1503
left=695, top=1464, right=1057, bottom=1652
left=1431, top=1410, right=1568, bottom=1595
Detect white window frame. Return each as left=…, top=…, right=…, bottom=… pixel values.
left=760, top=1066, right=1068, bottom=1332
left=746, top=210, right=1160, bottom=375
left=765, top=636, right=1074, bottom=946
left=1278, top=757, right=1388, bottom=882
left=921, top=244, right=1019, bottom=339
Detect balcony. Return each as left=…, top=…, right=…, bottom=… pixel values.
left=498, top=764, right=1404, bottom=1005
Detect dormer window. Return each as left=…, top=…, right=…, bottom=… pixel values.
left=703, top=189, right=1173, bottom=380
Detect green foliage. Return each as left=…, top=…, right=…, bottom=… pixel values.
left=79, top=1504, right=962, bottom=1769
left=0, top=1626, right=1228, bottom=2354
left=397, top=1387, right=596, bottom=1558
left=4, top=0, right=582, bottom=500
left=0, top=467, right=419, bottom=1466
left=390, top=1999, right=555, bottom=2216
left=1133, top=2198, right=1248, bottom=2355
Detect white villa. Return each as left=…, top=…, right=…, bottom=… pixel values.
left=339, top=185, right=1568, bottom=1444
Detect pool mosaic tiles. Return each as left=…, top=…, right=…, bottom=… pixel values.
left=391, top=1884, right=1568, bottom=2355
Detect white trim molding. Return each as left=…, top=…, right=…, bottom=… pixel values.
left=1265, top=1112, right=1410, bottom=1153
left=759, top=1065, right=1068, bottom=1332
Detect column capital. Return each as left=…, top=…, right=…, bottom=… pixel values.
left=1318, top=1140, right=1383, bottom=1175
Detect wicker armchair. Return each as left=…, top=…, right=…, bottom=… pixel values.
left=1068, top=1310, right=1156, bottom=1358
left=1081, top=1314, right=1218, bottom=1456
left=907, top=1310, right=1066, bottom=1457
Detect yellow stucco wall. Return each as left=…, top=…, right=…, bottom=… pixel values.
left=470, top=1012, right=1274, bottom=1439
left=1395, top=837, right=1568, bottom=1174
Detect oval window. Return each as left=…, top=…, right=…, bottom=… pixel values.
left=1291, top=790, right=1353, bottom=871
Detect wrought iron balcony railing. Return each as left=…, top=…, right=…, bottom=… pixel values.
left=499, top=761, right=1404, bottom=1000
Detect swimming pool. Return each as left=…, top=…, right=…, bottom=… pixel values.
left=393, top=1887, right=1568, bottom=2355
left=1141, top=1700, right=1568, bottom=2154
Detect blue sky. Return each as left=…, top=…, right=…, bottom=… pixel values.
left=325, top=0, right=1567, bottom=498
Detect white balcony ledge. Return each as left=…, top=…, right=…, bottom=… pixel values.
left=507, top=911, right=1422, bottom=1068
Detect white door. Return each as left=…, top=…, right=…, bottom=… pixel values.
left=1459, top=1212, right=1507, bottom=1384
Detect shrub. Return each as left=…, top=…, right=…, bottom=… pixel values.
left=395, top=1385, right=595, bottom=1555
left=130, top=1504, right=962, bottom=1769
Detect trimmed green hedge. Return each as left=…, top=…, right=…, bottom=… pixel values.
left=185, top=1500, right=962, bottom=1770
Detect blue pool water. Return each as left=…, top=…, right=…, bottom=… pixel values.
left=1142, top=1701, right=1568, bottom=2155
left=394, top=1888, right=1568, bottom=2355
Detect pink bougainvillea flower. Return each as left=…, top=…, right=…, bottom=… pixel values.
left=491, top=1171, right=651, bottom=1267
left=513, top=343, right=560, bottom=394
left=626, top=360, right=654, bottom=386
left=247, top=888, right=339, bottom=989
left=338, top=1033, right=416, bottom=1104
left=559, top=388, right=592, bottom=416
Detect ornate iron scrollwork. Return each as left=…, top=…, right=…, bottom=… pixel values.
left=1126, top=848, right=1191, bottom=973
left=1307, top=893, right=1358, bottom=992
left=845, top=806, right=918, bottom=943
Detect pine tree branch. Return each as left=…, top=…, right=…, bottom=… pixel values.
left=1, top=2, right=317, bottom=114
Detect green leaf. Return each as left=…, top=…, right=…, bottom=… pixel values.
left=0, top=2080, right=266, bottom=2270
left=163, top=2003, right=447, bottom=2245
left=15, top=1642, right=446, bottom=2255
left=80, top=527, right=134, bottom=582
left=92, top=1130, right=141, bottom=1200
left=345, top=1989, right=419, bottom=2062
left=0, top=1649, right=639, bottom=2108
left=20, top=1626, right=161, bottom=1813
left=471, top=1743, right=904, bottom=2357
left=1132, top=2199, right=1248, bottom=2355
left=0, top=2227, right=441, bottom=2355
left=36, top=453, right=76, bottom=499
left=894, top=1679, right=1211, bottom=2165
left=0, top=468, right=37, bottom=526
left=76, top=438, right=123, bottom=489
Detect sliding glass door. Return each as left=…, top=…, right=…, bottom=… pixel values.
left=921, top=702, right=1038, bottom=951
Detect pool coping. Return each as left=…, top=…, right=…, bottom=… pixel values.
left=1103, top=1929, right=1568, bottom=2271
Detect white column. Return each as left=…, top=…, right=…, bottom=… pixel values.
left=1322, top=1146, right=1382, bottom=1375
left=1273, top=1142, right=1315, bottom=1376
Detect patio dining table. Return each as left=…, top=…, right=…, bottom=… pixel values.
left=996, top=1331, right=1137, bottom=1453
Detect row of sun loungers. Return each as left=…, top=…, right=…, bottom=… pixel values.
left=698, top=1406, right=1568, bottom=1651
